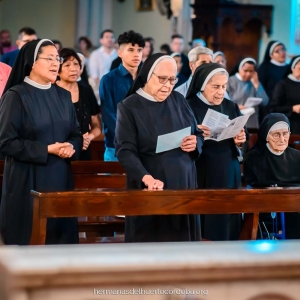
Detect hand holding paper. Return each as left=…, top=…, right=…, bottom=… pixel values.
left=202, top=108, right=250, bottom=142
left=156, top=126, right=191, bottom=153
left=181, top=135, right=197, bottom=152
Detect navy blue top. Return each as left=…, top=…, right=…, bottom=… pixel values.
left=100, top=63, right=135, bottom=148
left=0, top=49, right=19, bottom=67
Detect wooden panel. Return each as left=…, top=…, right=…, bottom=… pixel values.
left=73, top=174, right=126, bottom=189
left=71, top=161, right=125, bottom=174
left=32, top=189, right=300, bottom=218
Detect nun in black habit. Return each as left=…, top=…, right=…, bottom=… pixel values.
left=258, top=41, right=289, bottom=120
left=0, top=39, right=83, bottom=245
left=244, top=113, right=300, bottom=239
left=270, top=56, right=300, bottom=134
left=186, top=63, right=246, bottom=241
left=115, top=53, right=204, bottom=242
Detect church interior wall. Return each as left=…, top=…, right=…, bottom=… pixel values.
left=0, top=0, right=77, bottom=48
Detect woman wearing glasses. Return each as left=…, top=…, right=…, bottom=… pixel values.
left=186, top=63, right=246, bottom=241
left=56, top=48, right=101, bottom=160
left=0, top=39, right=83, bottom=245
left=244, top=113, right=300, bottom=239
left=270, top=56, right=300, bottom=134
left=115, top=53, right=204, bottom=242
left=258, top=41, right=289, bottom=121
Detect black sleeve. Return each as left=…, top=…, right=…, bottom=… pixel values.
left=83, top=84, right=100, bottom=116
left=180, top=92, right=204, bottom=161
left=66, top=94, right=83, bottom=160
left=243, top=154, right=259, bottom=187
left=270, top=80, right=293, bottom=117
left=0, top=91, right=48, bottom=163
left=115, top=102, right=150, bottom=182
left=258, top=63, right=268, bottom=90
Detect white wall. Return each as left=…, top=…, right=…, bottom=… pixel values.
left=111, top=0, right=172, bottom=52
left=0, top=0, right=77, bottom=48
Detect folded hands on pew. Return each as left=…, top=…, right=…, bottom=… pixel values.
left=47, top=142, right=75, bottom=158
left=142, top=174, right=164, bottom=190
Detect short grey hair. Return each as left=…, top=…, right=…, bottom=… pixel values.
left=188, top=46, right=213, bottom=63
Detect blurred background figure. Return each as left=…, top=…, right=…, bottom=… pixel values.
left=52, top=40, right=63, bottom=52
left=1, top=27, right=37, bottom=67
left=78, top=36, right=93, bottom=73
left=170, top=34, right=191, bottom=78
left=0, top=30, right=17, bottom=56
left=171, top=52, right=187, bottom=88
left=89, top=29, right=117, bottom=104
left=191, top=38, right=206, bottom=48
left=160, top=43, right=172, bottom=55
left=213, top=51, right=227, bottom=68
left=0, top=62, right=11, bottom=97
left=142, top=37, right=154, bottom=62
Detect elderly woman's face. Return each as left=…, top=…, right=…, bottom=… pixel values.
left=145, top=59, right=177, bottom=102
left=202, top=73, right=228, bottom=105
left=268, top=129, right=290, bottom=152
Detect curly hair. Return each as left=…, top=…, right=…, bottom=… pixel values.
left=117, top=30, right=145, bottom=47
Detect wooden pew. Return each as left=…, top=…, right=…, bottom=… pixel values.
left=29, top=187, right=300, bottom=245
left=70, top=161, right=126, bottom=242
left=2, top=241, right=300, bottom=300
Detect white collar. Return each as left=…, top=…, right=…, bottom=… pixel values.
left=270, top=59, right=287, bottom=67
left=24, top=76, right=51, bottom=89
left=235, top=73, right=243, bottom=81
left=288, top=74, right=300, bottom=82
left=136, top=88, right=157, bottom=102
left=197, top=92, right=212, bottom=106
left=266, top=143, right=284, bottom=156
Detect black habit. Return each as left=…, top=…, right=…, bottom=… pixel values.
left=186, top=63, right=242, bottom=241
left=0, top=83, right=82, bottom=245
left=270, top=56, right=300, bottom=134
left=258, top=41, right=289, bottom=121
left=244, top=113, right=300, bottom=239
left=115, top=91, right=203, bottom=242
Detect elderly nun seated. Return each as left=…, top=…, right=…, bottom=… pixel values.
left=186, top=63, right=246, bottom=241
left=244, top=113, right=300, bottom=239
left=114, top=53, right=204, bottom=243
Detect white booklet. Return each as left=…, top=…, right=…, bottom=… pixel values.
left=244, top=97, right=262, bottom=107
left=202, top=109, right=249, bottom=142
left=155, top=126, right=191, bottom=153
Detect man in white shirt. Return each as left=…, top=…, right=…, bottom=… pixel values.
left=89, top=29, right=118, bottom=103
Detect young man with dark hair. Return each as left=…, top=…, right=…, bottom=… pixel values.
left=170, top=34, right=191, bottom=78
left=100, top=30, right=145, bottom=161
left=89, top=29, right=117, bottom=103
left=1, top=27, right=37, bottom=67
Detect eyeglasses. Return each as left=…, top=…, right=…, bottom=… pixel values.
left=269, top=131, right=290, bottom=140
left=38, top=56, right=64, bottom=64
left=274, top=48, right=286, bottom=54
left=152, top=72, right=178, bottom=85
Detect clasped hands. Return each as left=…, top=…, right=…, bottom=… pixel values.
left=48, top=142, right=75, bottom=158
